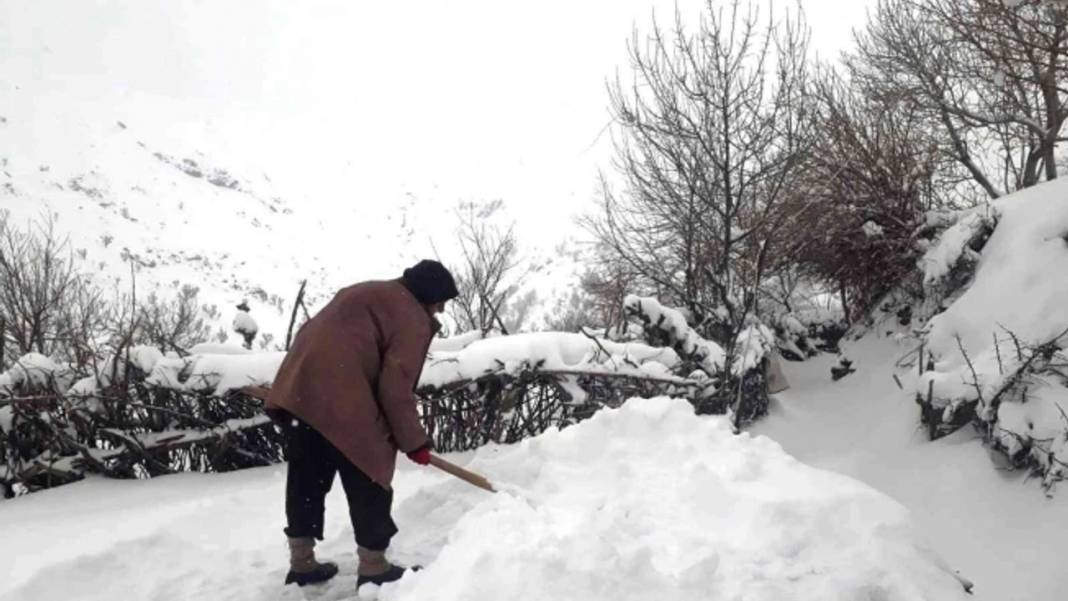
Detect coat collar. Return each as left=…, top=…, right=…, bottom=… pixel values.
left=394, top=278, right=441, bottom=336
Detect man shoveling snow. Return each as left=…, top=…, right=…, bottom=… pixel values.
left=266, top=260, right=458, bottom=591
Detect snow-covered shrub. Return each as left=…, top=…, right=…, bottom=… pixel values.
left=780, top=74, right=945, bottom=323
left=852, top=206, right=997, bottom=342
left=1, top=344, right=284, bottom=498
left=909, top=180, right=1068, bottom=492
left=622, top=295, right=775, bottom=424
left=0, top=353, right=75, bottom=396
left=917, top=208, right=996, bottom=310
left=759, top=275, right=848, bottom=359
left=416, top=331, right=697, bottom=451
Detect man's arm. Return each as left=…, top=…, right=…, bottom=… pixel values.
left=377, top=324, right=432, bottom=452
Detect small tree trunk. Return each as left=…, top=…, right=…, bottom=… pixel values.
left=839, top=280, right=852, bottom=325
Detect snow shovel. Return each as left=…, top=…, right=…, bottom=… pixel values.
left=428, top=454, right=496, bottom=493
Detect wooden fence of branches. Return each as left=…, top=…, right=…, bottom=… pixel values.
left=417, top=367, right=701, bottom=452
left=0, top=383, right=282, bottom=498
left=1, top=365, right=702, bottom=497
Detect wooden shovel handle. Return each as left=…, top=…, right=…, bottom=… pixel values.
left=428, top=454, right=496, bottom=493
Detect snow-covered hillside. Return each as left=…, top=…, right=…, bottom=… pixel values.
left=0, top=1, right=609, bottom=345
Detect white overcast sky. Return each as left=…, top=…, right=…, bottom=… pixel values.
left=1, top=0, right=876, bottom=250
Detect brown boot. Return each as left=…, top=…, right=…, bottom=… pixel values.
left=284, top=537, right=339, bottom=586
left=356, top=546, right=408, bottom=588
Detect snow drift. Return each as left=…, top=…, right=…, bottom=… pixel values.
left=384, top=397, right=970, bottom=601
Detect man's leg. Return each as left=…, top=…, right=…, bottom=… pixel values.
left=334, top=452, right=404, bottom=586
left=282, top=419, right=340, bottom=585
left=284, top=419, right=338, bottom=540
left=335, top=456, right=397, bottom=551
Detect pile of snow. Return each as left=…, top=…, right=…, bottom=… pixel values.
left=422, top=332, right=683, bottom=388
left=917, top=179, right=1068, bottom=483
left=384, top=397, right=969, bottom=601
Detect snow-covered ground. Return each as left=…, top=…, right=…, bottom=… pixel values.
left=7, top=338, right=1051, bottom=600
left=3, top=334, right=1060, bottom=600
left=752, top=336, right=1068, bottom=601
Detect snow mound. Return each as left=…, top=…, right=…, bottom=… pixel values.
left=386, top=397, right=969, bottom=601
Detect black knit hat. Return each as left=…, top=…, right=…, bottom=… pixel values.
left=401, top=260, right=459, bottom=305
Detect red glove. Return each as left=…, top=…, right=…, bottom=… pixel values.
left=406, top=444, right=431, bottom=466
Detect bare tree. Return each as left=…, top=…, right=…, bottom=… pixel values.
left=448, top=200, right=524, bottom=334
left=547, top=250, right=637, bottom=335
left=137, top=286, right=211, bottom=355
left=778, top=68, right=949, bottom=316
left=854, top=0, right=1068, bottom=198
left=586, top=0, right=813, bottom=356
left=0, top=212, right=83, bottom=364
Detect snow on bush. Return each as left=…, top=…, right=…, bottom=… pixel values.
left=0, top=353, right=74, bottom=395
left=387, top=397, right=971, bottom=601
left=144, top=351, right=285, bottom=394
left=916, top=178, right=1068, bottom=488
left=919, top=208, right=995, bottom=297
left=91, top=345, right=165, bottom=388
left=422, top=332, right=682, bottom=388
left=734, top=323, right=776, bottom=374
left=429, top=329, right=494, bottom=353
left=622, top=295, right=726, bottom=372
left=862, top=219, right=885, bottom=238
left=187, top=342, right=253, bottom=356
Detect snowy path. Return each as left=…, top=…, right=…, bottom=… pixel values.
left=0, top=338, right=1062, bottom=600
left=751, top=335, right=1068, bottom=601
left=0, top=463, right=457, bottom=601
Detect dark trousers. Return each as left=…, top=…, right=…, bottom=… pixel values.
left=283, top=418, right=397, bottom=551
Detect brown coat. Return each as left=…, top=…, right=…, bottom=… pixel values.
left=267, top=279, right=434, bottom=488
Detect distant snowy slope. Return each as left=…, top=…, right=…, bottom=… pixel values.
left=0, top=0, right=605, bottom=346
left=0, top=91, right=397, bottom=344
